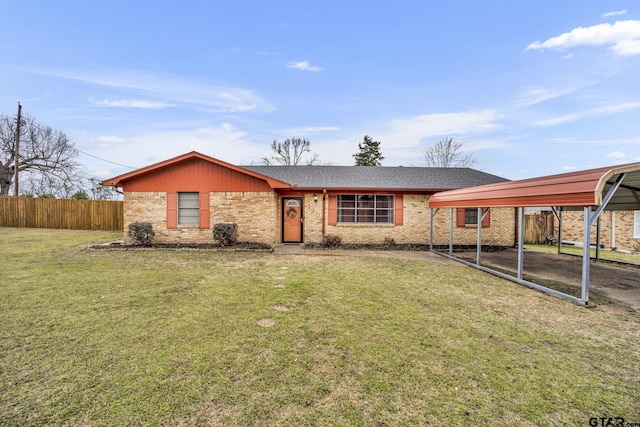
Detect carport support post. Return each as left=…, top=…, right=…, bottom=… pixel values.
left=449, top=208, right=453, bottom=256
left=429, top=209, right=434, bottom=251
left=558, top=207, right=563, bottom=254
left=596, top=216, right=601, bottom=260
left=429, top=208, right=439, bottom=251
left=581, top=207, right=592, bottom=303
left=517, top=207, right=525, bottom=280
left=476, top=207, right=482, bottom=266
left=580, top=172, right=626, bottom=304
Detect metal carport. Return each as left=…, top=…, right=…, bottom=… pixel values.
left=428, top=162, right=640, bottom=305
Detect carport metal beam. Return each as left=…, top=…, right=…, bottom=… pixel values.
left=427, top=163, right=640, bottom=307
left=580, top=173, right=626, bottom=303
left=429, top=207, right=585, bottom=305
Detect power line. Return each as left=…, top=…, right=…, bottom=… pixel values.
left=14, top=102, right=22, bottom=196
left=76, top=149, right=138, bottom=169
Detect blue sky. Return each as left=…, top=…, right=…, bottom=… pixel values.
left=2, top=0, right=640, bottom=183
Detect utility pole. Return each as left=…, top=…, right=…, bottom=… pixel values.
left=14, top=102, right=21, bottom=197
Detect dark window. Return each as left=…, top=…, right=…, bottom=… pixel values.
left=178, top=192, right=199, bottom=226
left=337, top=195, right=394, bottom=224
left=465, top=208, right=478, bottom=225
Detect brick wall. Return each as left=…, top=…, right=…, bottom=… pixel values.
left=124, top=192, right=167, bottom=242
left=123, top=191, right=279, bottom=244
left=302, top=193, right=324, bottom=242
left=428, top=204, right=516, bottom=246
left=305, top=194, right=516, bottom=246
left=124, top=191, right=517, bottom=246
left=554, top=210, right=639, bottom=251
left=210, top=192, right=279, bottom=244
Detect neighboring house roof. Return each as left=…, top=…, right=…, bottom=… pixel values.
left=429, top=161, right=640, bottom=210
left=243, top=165, right=508, bottom=191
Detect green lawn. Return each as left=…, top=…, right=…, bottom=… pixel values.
left=2, top=229, right=639, bottom=426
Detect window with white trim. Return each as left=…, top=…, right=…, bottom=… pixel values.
left=178, top=192, right=199, bottom=226
left=634, top=211, right=640, bottom=238
left=337, top=195, right=394, bottom=224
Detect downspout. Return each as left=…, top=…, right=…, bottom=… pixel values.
left=322, top=189, right=327, bottom=238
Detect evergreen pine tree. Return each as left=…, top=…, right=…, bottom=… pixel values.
left=353, top=135, right=384, bottom=166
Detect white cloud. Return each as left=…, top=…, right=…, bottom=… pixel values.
left=531, top=102, right=640, bottom=126
left=43, top=69, right=274, bottom=112
left=607, top=150, right=627, bottom=158
left=552, top=137, right=640, bottom=146
left=526, top=20, right=640, bottom=56
left=95, top=135, right=128, bottom=146
left=515, top=85, right=581, bottom=107
left=385, top=110, right=502, bottom=146
left=87, top=123, right=273, bottom=176
left=562, top=165, right=576, bottom=170
left=275, top=126, right=339, bottom=135
left=346, top=109, right=507, bottom=166
left=93, top=98, right=174, bottom=109
left=286, top=60, right=323, bottom=71
left=603, top=10, right=627, bottom=18
left=89, top=168, right=116, bottom=179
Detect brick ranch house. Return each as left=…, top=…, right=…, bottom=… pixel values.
left=101, top=151, right=516, bottom=246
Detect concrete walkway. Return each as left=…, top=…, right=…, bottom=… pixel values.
left=272, top=244, right=454, bottom=263
left=272, top=244, right=305, bottom=255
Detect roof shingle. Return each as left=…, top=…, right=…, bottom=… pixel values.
left=242, top=165, right=508, bottom=191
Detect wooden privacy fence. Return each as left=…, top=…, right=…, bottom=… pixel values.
left=0, top=197, right=123, bottom=231
left=524, top=212, right=554, bottom=244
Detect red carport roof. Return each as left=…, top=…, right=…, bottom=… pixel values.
left=429, top=162, right=640, bottom=210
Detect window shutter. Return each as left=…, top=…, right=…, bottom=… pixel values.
left=394, top=194, right=403, bottom=226
left=481, top=208, right=491, bottom=228
left=167, top=192, right=177, bottom=229
left=328, top=195, right=337, bottom=226
left=199, top=192, right=210, bottom=229
left=456, top=208, right=466, bottom=227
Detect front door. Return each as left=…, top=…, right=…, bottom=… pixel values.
left=282, top=198, right=303, bottom=243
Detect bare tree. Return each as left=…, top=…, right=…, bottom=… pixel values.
left=90, top=178, right=119, bottom=200
left=0, top=113, right=79, bottom=196
left=262, top=138, right=319, bottom=165
left=424, top=137, right=478, bottom=167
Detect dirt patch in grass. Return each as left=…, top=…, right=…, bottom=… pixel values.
left=257, top=318, right=276, bottom=327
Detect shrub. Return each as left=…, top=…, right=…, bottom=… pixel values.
left=383, top=237, right=397, bottom=246
left=128, top=222, right=155, bottom=246
left=321, top=234, right=342, bottom=249
left=214, top=223, right=238, bottom=246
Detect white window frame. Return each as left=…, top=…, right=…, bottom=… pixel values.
left=178, top=192, right=199, bottom=226
left=634, top=210, right=640, bottom=239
